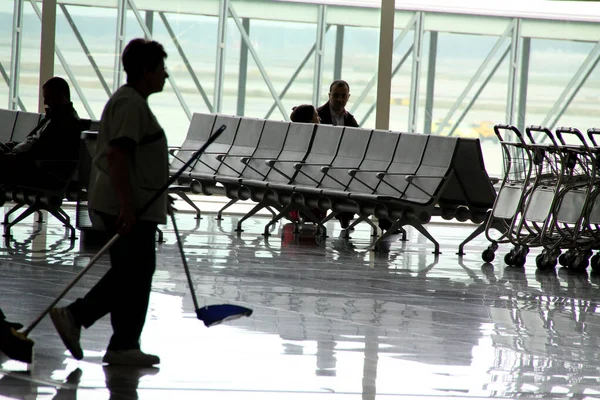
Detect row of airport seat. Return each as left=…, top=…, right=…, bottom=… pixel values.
left=0, top=108, right=96, bottom=240
left=170, top=113, right=497, bottom=253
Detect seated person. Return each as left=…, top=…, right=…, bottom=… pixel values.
left=291, top=104, right=320, bottom=124
left=0, top=77, right=83, bottom=188
left=289, top=105, right=325, bottom=223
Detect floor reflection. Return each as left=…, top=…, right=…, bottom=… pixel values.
left=3, top=207, right=600, bottom=398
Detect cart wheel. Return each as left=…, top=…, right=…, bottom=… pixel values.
left=504, top=252, right=514, bottom=265
left=559, top=251, right=574, bottom=267
left=591, top=254, right=600, bottom=272
left=570, top=256, right=589, bottom=272
left=513, top=254, right=526, bottom=268
left=536, top=253, right=556, bottom=270
left=482, top=248, right=495, bottom=263
left=536, top=254, right=546, bottom=270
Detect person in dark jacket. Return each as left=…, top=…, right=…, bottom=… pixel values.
left=0, top=77, right=83, bottom=187
left=317, top=80, right=358, bottom=229
left=316, top=80, right=359, bottom=128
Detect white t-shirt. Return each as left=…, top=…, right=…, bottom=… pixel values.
left=88, top=85, right=169, bottom=224
left=329, top=105, right=345, bottom=126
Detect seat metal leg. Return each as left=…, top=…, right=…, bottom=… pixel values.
left=3, top=203, right=24, bottom=225
left=457, top=223, right=486, bottom=256
left=371, top=219, right=404, bottom=251
left=235, top=200, right=269, bottom=232
left=4, top=206, right=37, bottom=237
left=321, top=211, right=338, bottom=224
left=409, top=222, right=441, bottom=255
left=172, top=190, right=202, bottom=219
left=263, top=203, right=295, bottom=237
left=49, top=208, right=77, bottom=240
left=217, top=198, right=238, bottom=220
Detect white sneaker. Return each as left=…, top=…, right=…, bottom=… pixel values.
left=102, top=349, right=160, bottom=366
left=50, top=307, right=83, bottom=360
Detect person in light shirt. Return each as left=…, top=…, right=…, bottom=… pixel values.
left=50, top=38, right=169, bottom=367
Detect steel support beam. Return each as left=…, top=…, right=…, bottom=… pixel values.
left=517, top=37, right=531, bottom=133
left=159, top=11, right=213, bottom=113
left=505, top=18, right=521, bottom=125
left=351, top=13, right=418, bottom=115
left=0, top=62, right=25, bottom=111
left=9, top=0, right=24, bottom=110
left=61, top=4, right=112, bottom=97
left=447, top=46, right=511, bottom=137
left=375, top=0, right=396, bottom=130
left=145, top=10, right=153, bottom=39
left=360, top=44, right=413, bottom=126
left=434, top=19, right=515, bottom=136
left=127, top=1, right=193, bottom=119
left=264, top=25, right=332, bottom=120
left=313, top=5, right=326, bottom=107
left=38, top=0, right=56, bottom=113
left=423, top=31, right=438, bottom=134
left=28, top=0, right=96, bottom=119
left=408, top=12, right=424, bottom=133
left=237, top=18, right=250, bottom=116
left=229, top=3, right=288, bottom=120
left=541, top=40, right=600, bottom=129
left=113, top=0, right=127, bottom=91
left=214, top=0, right=229, bottom=113
left=334, top=25, right=344, bottom=81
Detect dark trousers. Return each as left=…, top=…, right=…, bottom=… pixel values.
left=0, top=154, right=46, bottom=187
left=69, top=213, right=157, bottom=351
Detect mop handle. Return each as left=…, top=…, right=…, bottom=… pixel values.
left=169, top=213, right=200, bottom=310
left=24, top=234, right=120, bottom=335
left=23, top=125, right=227, bottom=335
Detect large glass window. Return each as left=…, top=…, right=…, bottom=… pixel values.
left=2, top=0, right=599, bottom=175
left=1, top=1, right=41, bottom=112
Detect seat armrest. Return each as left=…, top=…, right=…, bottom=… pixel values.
left=266, top=159, right=304, bottom=167
left=348, top=169, right=387, bottom=177
left=376, top=172, right=412, bottom=180
left=405, top=175, right=445, bottom=182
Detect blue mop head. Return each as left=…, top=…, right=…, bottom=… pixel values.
left=196, top=305, right=253, bottom=327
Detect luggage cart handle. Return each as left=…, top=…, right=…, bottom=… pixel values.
left=587, top=128, right=600, bottom=147
left=494, top=124, right=525, bottom=144
left=525, top=126, right=559, bottom=147
left=555, top=126, right=589, bottom=149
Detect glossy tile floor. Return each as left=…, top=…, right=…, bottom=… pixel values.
left=2, top=199, right=600, bottom=399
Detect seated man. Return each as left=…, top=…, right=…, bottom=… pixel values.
left=0, top=77, right=83, bottom=188
left=317, top=80, right=359, bottom=230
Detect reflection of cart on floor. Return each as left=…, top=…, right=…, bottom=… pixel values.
left=481, top=124, right=600, bottom=271
left=485, top=269, right=600, bottom=397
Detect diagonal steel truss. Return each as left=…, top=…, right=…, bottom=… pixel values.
left=2, top=0, right=599, bottom=137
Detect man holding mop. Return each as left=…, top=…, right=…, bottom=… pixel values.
left=50, top=38, right=169, bottom=367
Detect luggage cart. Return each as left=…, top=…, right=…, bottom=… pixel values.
left=529, top=127, right=596, bottom=270
left=498, top=125, right=565, bottom=268
left=481, top=125, right=535, bottom=265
